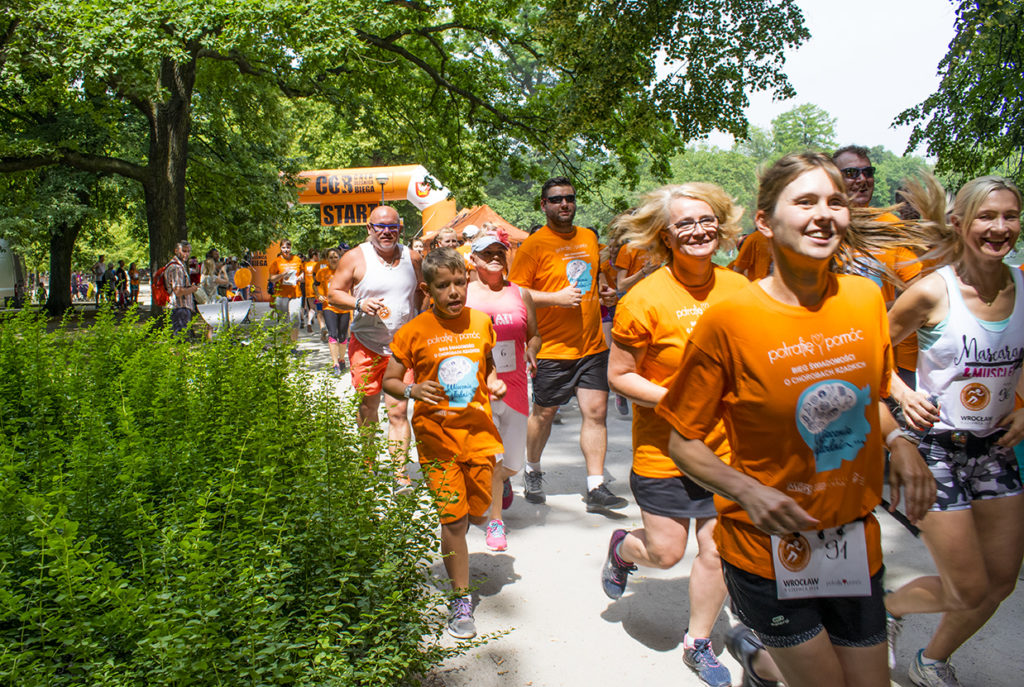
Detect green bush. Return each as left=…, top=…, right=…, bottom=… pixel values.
left=0, top=308, right=452, bottom=685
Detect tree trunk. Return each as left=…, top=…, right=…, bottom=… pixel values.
left=142, top=55, right=197, bottom=311
left=45, top=218, right=80, bottom=316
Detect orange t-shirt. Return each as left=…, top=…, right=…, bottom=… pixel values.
left=851, top=242, right=922, bottom=371
left=390, top=307, right=504, bottom=462
left=613, top=266, right=748, bottom=478
left=315, top=265, right=343, bottom=314
left=613, top=243, right=653, bottom=278
left=656, top=274, right=893, bottom=580
left=303, top=260, right=318, bottom=297
left=728, top=231, right=773, bottom=281
left=507, top=225, right=606, bottom=360
left=270, top=255, right=304, bottom=299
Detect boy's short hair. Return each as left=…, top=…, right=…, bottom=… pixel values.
left=421, top=247, right=466, bottom=285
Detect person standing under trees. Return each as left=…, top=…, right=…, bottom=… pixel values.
left=316, top=248, right=348, bottom=376
left=659, top=153, right=935, bottom=687
left=465, top=229, right=541, bottom=553
left=328, top=205, right=423, bottom=484
left=883, top=176, right=1024, bottom=687
left=128, top=262, right=140, bottom=304
left=268, top=239, right=304, bottom=345
left=507, top=177, right=626, bottom=512
left=602, top=183, right=749, bottom=687
left=164, top=240, right=200, bottom=335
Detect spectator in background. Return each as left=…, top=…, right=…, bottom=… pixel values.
left=164, top=241, right=200, bottom=334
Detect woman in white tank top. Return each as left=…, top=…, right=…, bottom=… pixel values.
left=884, top=176, right=1024, bottom=686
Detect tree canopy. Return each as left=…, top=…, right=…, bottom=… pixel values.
left=1, top=0, right=810, bottom=308
left=897, top=0, right=1024, bottom=187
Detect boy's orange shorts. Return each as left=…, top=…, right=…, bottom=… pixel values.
left=421, top=454, right=495, bottom=522
left=347, top=336, right=412, bottom=395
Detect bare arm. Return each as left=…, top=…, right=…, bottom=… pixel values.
left=888, top=273, right=947, bottom=427
left=327, top=250, right=363, bottom=312
left=382, top=356, right=445, bottom=404
left=879, top=401, right=936, bottom=522
left=520, top=288, right=541, bottom=375
left=996, top=374, right=1024, bottom=448
left=410, top=250, right=425, bottom=311
left=608, top=339, right=665, bottom=407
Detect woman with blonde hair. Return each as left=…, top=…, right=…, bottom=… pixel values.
left=883, top=175, right=1024, bottom=687
left=659, top=153, right=936, bottom=687
left=601, top=182, right=747, bottom=687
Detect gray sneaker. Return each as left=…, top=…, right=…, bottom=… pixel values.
left=523, top=470, right=545, bottom=504
left=447, top=597, right=476, bottom=640
left=585, top=483, right=627, bottom=511
left=909, top=649, right=961, bottom=687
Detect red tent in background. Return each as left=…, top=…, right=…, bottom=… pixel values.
left=422, top=205, right=529, bottom=247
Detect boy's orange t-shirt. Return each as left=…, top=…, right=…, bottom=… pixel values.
left=507, top=225, right=606, bottom=360
left=728, top=231, right=773, bottom=281
left=303, top=260, right=318, bottom=297
left=269, top=255, right=304, bottom=299
left=613, top=266, right=748, bottom=478
left=390, top=307, right=504, bottom=462
left=656, top=274, right=893, bottom=580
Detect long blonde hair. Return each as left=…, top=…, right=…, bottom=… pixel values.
left=613, top=183, right=744, bottom=266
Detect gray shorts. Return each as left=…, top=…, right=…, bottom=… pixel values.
left=919, top=430, right=1023, bottom=511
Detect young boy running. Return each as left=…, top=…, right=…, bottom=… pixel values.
left=383, top=248, right=507, bottom=640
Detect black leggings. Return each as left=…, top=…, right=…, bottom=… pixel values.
left=323, top=309, right=350, bottom=343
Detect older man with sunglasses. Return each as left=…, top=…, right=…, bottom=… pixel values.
left=833, top=144, right=924, bottom=387
left=328, top=205, right=424, bottom=480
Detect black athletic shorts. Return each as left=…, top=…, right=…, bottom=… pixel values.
left=723, top=560, right=886, bottom=649
left=629, top=471, right=715, bottom=519
left=532, top=350, right=609, bottom=407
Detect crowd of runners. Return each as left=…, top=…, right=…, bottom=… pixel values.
left=247, top=145, right=1020, bottom=687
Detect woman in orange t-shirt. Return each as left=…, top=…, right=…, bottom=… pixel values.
left=602, top=183, right=747, bottom=685
left=657, top=153, right=936, bottom=687
left=316, top=248, right=346, bottom=375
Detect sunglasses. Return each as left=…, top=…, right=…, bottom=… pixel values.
left=369, top=223, right=401, bottom=232
left=544, top=194, right=576, bottom=205
left=840, top=166, right=875, bottom=180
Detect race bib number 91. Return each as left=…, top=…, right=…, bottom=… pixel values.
left=771, top=521, right=870, bottom=599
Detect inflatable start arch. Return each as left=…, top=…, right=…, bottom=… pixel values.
left=295, top=164, right=457, bottom=234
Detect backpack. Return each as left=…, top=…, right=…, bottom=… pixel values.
left=152, top=262, right=172, bottom=307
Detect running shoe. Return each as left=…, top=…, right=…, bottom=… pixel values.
left=320, top=329, right=328, bottom=343
left=523, top=470, right=545, bottom=504
left=446, top=597, right=476, bottom=640
left=615, top=394, right=629, bottom=415
left=331, top=364, right=343, bottom=378
left=682, top=638, right=732, bottom=687
left=306, top=322, right=313, bottom=333
left=725, top=624, right=775, bottom=687
left=909, top=649, right=962, bottom=687
left=501, top=478, right=514, bottom=510
left=485, top=519, right=507, bottom=551
left=585, top=483, right=627, bottom=512
left=886, top=610, right=903, bottom=669
left=600, top=529, right=636, bottom=599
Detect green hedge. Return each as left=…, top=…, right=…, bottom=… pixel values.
left=0, top=309, right=450, bottom=685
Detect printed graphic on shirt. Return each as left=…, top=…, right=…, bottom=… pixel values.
left=438, top=355, right=479, bottom=408
left=796, top=380, right=871, bottom=472
left=566, top=258, right=592, bottom=293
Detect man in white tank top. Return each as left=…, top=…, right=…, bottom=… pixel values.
left=328, top=206, right=424, bottom=477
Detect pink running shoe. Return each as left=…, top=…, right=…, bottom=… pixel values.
left=501, top=478, right=514, bottom=510
left=485, top=519, right=507, bottom=551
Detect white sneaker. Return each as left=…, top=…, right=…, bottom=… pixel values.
left=909, top=649, right=962, bottom=687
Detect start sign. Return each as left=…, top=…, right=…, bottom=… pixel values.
left=320, top=202, right=380, bottom=226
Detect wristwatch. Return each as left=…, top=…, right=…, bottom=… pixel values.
left=403, top=384, right=413, bottom=399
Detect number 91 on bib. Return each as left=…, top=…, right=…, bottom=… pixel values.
left=771, top=521, right=870, bottom=599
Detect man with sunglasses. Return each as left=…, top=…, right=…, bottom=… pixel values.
left=833, top=145, right=924, bottom=387
left=508, top=177, right=626, bottom=512
left=328, top=205, right=424, bottom=480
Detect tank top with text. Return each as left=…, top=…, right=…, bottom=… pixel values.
left=917, top=265, right=1024, bottom=435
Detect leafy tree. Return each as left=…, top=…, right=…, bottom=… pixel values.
left=896, top=0, right=1024, bottom=187
left=1, top=0, right=808, bottom=308
left=734, top=103, right=837, bottom=164
left=866, top=145, right=932, bottom=207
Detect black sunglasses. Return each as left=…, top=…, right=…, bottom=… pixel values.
left=544, top=194, right=576, bottom=205
left=840, top=166, right=875, bottom=180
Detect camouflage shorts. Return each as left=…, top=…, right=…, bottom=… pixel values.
left=919, top=430, right=1022, bottom=512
